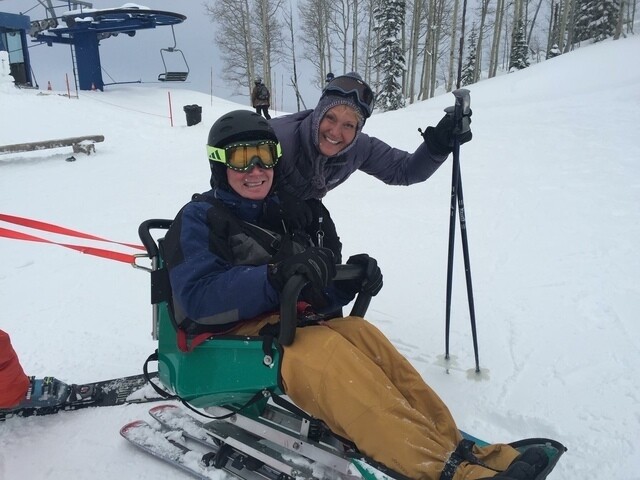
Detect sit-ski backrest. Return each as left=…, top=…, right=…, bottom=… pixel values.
left=138, top=219, right=283, bottom=409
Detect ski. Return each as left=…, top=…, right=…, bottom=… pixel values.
left=120, top=419, right=221, bottom=479
left=1, top=372, right=163, bottom=421
left=147, top=404, right=392, bottom=480
left=123, top=409, right=299, bottom=480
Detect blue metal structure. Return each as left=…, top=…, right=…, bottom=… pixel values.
left=0, top=12, right=33, bottom=86
left=34, top=7, right=186, bottom=91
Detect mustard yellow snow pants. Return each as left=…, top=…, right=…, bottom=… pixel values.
left=230, top=315, right=520, bottom=480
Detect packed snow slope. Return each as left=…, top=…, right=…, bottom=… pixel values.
left=1, top=35, right=640, bottom=479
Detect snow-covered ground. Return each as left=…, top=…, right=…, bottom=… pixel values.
left=1, top=35, right=640, bottom=479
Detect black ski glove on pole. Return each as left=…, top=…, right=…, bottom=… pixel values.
left=339, top=254, right=383, bottom=297
left=267, top=247, right=336, bottom=306
left=422, top=110, right=473, bottom=156
left=277, top=189, right=314, bottom=229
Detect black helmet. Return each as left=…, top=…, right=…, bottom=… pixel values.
left=207, top=110, right=278, bottom=189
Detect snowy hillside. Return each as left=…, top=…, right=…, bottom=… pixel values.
left=1, top=35, right=640, bottom=479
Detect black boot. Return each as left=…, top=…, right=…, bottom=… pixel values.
left=515, top=446, right=549, bottom=474
left=493, top=461, right=536, bottom=480
left=445, top=443, right=550, bottom=480
left=488, top=446, right=549, bottom=480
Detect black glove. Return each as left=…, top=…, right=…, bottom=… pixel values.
left=277, top=190, right=313, bottom=229
left=422, top=111, right=472, bottom=156
left=267, top=247, right=336, bottom=293
left=339, top=254, right=383, bottom=297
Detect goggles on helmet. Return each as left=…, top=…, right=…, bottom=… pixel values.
left=323, top=75, right=375, bottom=118
left=207, top=140, right=281, bottom=172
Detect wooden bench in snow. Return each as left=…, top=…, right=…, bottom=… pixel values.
left=0, top=135, right=105, bottom=156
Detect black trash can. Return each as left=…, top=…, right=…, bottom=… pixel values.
left=183, top=104, right=202, bottom=126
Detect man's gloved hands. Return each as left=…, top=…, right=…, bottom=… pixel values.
left=422, top=111, right=473, bottom=156
left=267, top=247, right=336, bottom=303
left=339, top=254, right=383, bottom=297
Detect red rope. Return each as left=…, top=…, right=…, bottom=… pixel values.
left=0, top=213, right=144, bottom=250
left=0, top=214, right=144, bottom=264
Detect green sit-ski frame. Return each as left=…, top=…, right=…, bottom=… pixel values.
left=137, top=219, right=369, bottom=411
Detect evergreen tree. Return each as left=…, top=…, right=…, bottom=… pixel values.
left=509, top=19, right=530, bottom=72
left=461, top=28, right=478, bottom=86
left=372, top=0, right=406, bottom=112
left=547, top=43, right=561, bottom=59
left=574, top=0, right=620, bottom=43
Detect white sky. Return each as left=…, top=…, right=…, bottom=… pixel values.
left=1, top=33, right=640, bottom=479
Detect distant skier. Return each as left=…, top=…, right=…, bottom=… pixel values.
left=325, top=71, right=334, bottom=85
left=251, top=76, right=271, bottom=119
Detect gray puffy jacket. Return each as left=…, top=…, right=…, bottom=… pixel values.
left=270, top=109, right=448, bottom=199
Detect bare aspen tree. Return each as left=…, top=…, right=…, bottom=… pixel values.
left=527, top=0, right=545, bottom=46
left=256, top=0, right=271, bottom=92
left=557, top=0, right=567, bottom=51
left=401, top=3, right=408, bottom=96
left=299, top=0, right=332, bottom=86
left=557, top=0, right=579, bottom=52
left=206, top=0, right=256, bottom=95
left=473, top=0, right=490, bottom=83
left=447, top=0, right=460, bottom=92
left=614, top=0, right=624, bottom=39
left=352, top=0, right=359, bottom=71
left=282, top=1, right=306, bottom=111
left=565, top=0, right=578, bottom=50
left=511, top=0, right=523, bottom=42
left=327, top=0, right=353, bottom=73
left=407, top=0, right=425, bottom=103
left=419, top=0, right=436, bottom=99
left=488, top=0, right=505, bottom=77
left=360, top=0, right=377, bottom=81
left=546, top=1, right=557, bottom=57
left=323, top=1, right=334, bottom=74
left=429, top=0, right=446, bottom=96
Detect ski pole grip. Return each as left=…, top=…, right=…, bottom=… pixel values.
left=451, top=88, right=471, bottom=135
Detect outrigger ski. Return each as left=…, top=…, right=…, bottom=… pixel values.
left=120, top=403, right=566, bottom=480
left=0, top=372, right=164, bottom=421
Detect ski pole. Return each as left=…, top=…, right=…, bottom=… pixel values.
left=444, top=88, right=480, bottom=373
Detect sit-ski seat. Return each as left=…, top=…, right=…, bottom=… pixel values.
left=137, top=219, right=369, bottom=411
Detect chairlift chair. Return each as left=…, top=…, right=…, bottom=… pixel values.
left=158, top=25, right=189, bottom=82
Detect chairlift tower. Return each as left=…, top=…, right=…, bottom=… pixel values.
left=30, top=2, right=185, bottom=91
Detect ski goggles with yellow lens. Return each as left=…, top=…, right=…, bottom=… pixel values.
left=207, top=141, right=282, bottom=172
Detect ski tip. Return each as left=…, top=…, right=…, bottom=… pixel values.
left=149, top=404, right=179, bottom=415
left=120, top=419, right=147, bottom=435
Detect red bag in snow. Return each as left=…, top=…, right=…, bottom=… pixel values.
left=0, top=330, right=29, bottom=408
